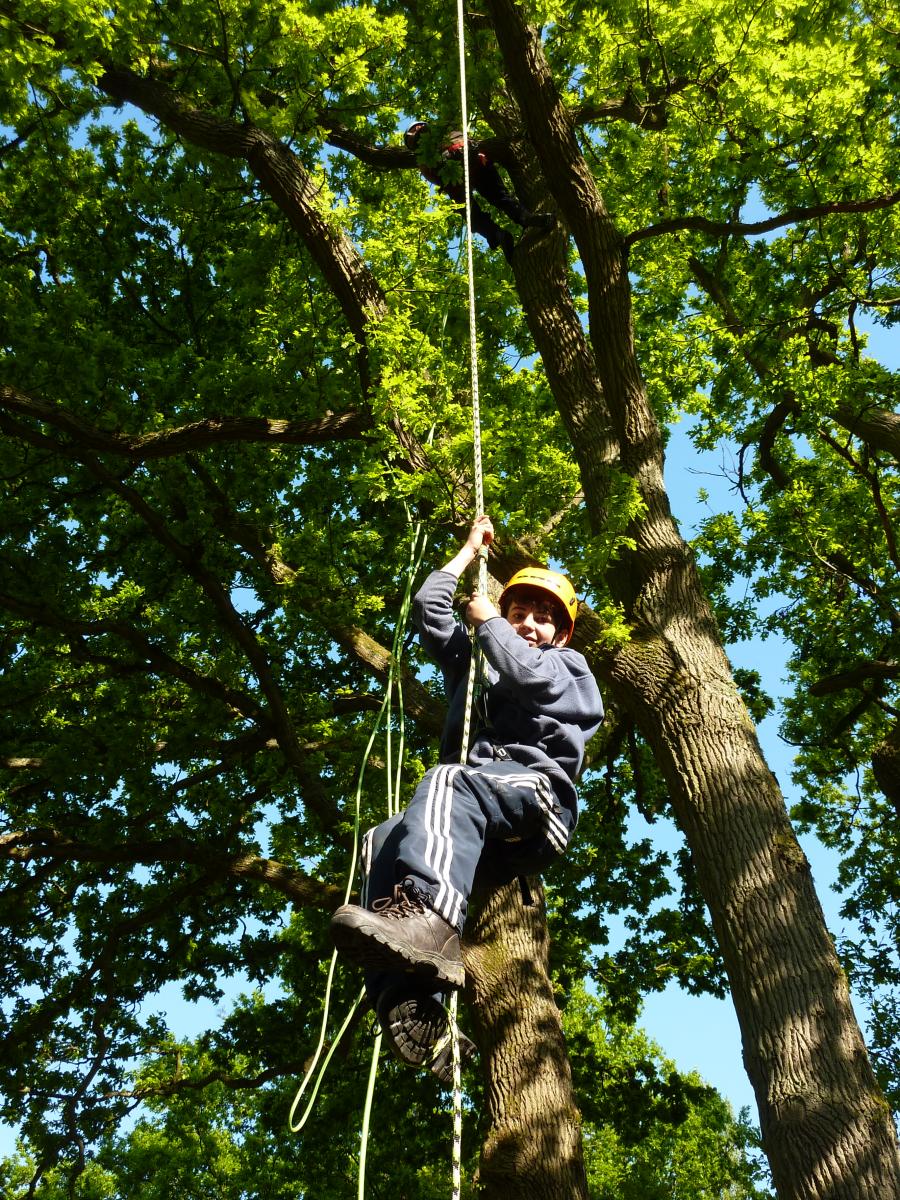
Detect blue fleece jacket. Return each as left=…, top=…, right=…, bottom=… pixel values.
left=412, top=570, right=604, bottom=821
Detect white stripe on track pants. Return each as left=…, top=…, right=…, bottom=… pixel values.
left=361, top=760, right=573, bottom=933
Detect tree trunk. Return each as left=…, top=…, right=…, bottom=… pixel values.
left=611, top=622, right=900, bottom=1198
left=463, top=879, right=589, bottom=1200
left=485, top=1, right=900, bottom=1196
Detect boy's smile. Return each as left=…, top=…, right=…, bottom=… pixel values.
left=505, top=598, right=564, bottom=647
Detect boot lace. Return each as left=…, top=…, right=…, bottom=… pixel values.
left=372, top=881, right=430, bottom=920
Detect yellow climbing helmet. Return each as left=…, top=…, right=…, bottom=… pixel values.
left=499, top=568, right=578, bottom=642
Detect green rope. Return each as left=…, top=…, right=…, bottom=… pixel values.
left=288, top=978, right=366, bottom=1133
left=358, top=1030, right=383, bottom=1200
left=287, top=513, right=430, bottom=1177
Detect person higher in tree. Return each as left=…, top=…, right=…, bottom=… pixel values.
left=404, top=122, right=556, bottom=262
left=330, top=516, right=604, bottom=1083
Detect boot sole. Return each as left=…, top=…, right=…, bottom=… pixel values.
left=384, top=995, right=447, bottom=1067
left=331, top=917, right=465, bottom=988
left=383, top=995, right=477, bottom=1084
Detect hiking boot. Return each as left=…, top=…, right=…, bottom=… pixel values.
left=376, top=986, right=477, bottom=1086
left=330, top=880, right=465, bottom=988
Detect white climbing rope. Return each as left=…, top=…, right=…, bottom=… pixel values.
left=456, top=0, right=486, bottom=578
left=449, top=2, right=487, bottom=1195
left=449, top=989, right=463, bottom=1199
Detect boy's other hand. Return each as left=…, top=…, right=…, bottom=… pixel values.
left=466, top=593, right=498, bottom=626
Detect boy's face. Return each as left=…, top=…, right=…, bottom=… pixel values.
left=504, top=590, right=568, bottom=648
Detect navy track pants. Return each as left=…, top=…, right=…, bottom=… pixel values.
left=361, top=760, right=573, bottom=933
left=359, top=760, right=573, bottom=1007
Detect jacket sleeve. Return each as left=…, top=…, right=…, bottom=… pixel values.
left=412, top=570, right=472, bottom=680
left=476, top=615, right=603, bottom=724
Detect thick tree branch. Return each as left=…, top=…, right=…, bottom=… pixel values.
left=508, top=221, right=620, bottom=528
left=574, top=83, right=690, bottom=131
left=3, top=5, right=387, bottom=348
left=97, top=67, right=385, bottom=342
left=322, top=120, right=413, bottom=167
left=0, top=383, right=372, bottom=459
left=321, top=85, right=677, bottom=171
left=755, top=400, right=797, bottom=490
left=832, top=400, right=900, bottom=464
left=809, top=660, right=899, bottom=696
left=626, top=189, right=900, bottom=247
left=872, top=719, right=900, bottom=817
left=0, top=828, right=342, bottom=907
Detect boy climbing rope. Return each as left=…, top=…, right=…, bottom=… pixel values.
left=330, top=515, right=603, bottom=1082
left=404, top=122, right=556, bottom=262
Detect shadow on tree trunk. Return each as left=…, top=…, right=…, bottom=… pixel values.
left=464, top=877, right=589, bottom=1200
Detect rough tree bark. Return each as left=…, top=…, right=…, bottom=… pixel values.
left=465, top=879, right=589, bottom=1200
left=485, top=1, right=900, bottom=1196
